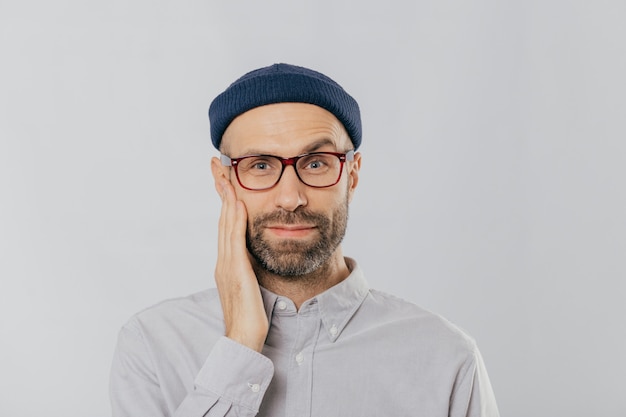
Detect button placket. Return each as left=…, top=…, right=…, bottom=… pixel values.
left=283, top=306, right=320, bottom=416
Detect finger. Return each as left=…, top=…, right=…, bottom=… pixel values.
left=217, top=180, right=229, bottom=256
left=221, top=180, right=239, bottom=253
left=217, top=180, right=236, bottom=269
left=232, top=200, right=249, bottom=258
left=217, top=179, right=244, bottom=276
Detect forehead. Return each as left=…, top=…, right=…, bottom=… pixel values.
left=221, top=103, right=351, bottom=156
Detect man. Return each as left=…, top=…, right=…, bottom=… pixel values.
left=110, top=63, right=500, bottom=417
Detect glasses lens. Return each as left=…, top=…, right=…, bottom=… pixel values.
left=236, top=156, right=283, bottom=190
left=296, top=153, right=341, bottom=187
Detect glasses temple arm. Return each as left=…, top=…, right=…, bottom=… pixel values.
left=220, top=154, right=233, bottom=167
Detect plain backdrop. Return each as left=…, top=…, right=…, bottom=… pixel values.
left=1, top=1, right=625, bottom=416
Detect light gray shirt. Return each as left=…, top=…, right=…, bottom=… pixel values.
left=110, top=258, right=499, bottom=416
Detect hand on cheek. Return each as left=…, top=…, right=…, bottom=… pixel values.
left=215, top=179, right=269, bottom=352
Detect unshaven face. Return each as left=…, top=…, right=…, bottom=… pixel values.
left=219, top=102, right=360, bottom=278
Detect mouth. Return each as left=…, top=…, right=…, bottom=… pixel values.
left=265, top=224, right=317, bottom=238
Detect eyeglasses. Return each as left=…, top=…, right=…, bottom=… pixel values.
left=220, top=150, right=355, bottom=191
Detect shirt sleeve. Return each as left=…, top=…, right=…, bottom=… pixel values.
left=110, top=323, right=274, bottom=417
left=448, top=345, right=500, bottom=417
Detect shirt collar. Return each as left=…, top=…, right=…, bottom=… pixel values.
left=260, top=257, right=370, bottom=343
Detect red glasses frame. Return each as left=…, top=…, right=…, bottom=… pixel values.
left=220, top=150, right=355, bottom=191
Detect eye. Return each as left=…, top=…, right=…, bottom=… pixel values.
left=245, top=157, right=274, bottom=170
left=307, top=160, right=325, bottom=169
left=300, top=154, right=332, bottom=172
left=239, top=157, right=280, bottom=175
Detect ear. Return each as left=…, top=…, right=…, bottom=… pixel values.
left=210, top=156, right=230, bottom=195
left=347, top=151, right=362, bottom=203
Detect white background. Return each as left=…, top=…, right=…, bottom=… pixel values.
left=1, top=1, right=625, bottom=416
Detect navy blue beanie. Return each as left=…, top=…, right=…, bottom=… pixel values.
left=208, top=63, right=361, bottom=150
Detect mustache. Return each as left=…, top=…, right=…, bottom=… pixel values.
left=251, top=208, right=330, bottom=228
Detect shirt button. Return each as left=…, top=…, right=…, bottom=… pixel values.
left=277, top=300, right=287, bottom=310
left=295, top=352, right=304, bottom=364
left=330, top=325, right=338, bottom=336
left=248, top=383, right=260, bottom=393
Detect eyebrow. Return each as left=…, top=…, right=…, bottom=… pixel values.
left=302, top=138, right=338, bottom=153
left=238, top=138, right=339, bottom=156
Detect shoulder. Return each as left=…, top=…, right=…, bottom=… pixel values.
left=121, top=288, right=223, bottom=335
left=113, top=289, right=227, bottom=386
left=360, top=289, right=477, bottom=355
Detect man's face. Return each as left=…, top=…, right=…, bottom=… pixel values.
left=213, top=103, right=361, bottom=278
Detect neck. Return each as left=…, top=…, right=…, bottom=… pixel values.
left=254, top=249, right=351, bottom=310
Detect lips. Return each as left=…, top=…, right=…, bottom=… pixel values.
left=265, top=224, right=317, bottom=238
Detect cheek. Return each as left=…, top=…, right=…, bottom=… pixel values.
left=335, top=181, right=352, bottom=205
left=321, top=190, right=350, bottom=213
left=236, top=193, right=269, bottom=219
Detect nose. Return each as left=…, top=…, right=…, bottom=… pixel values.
left=273, top=165, right=307, bottom=212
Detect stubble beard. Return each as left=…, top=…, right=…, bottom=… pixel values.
left=246, top=200, right=348, bottom=279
